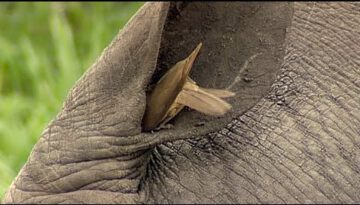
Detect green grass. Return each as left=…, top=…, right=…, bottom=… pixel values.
left=0, top=2, right=144, bottom=199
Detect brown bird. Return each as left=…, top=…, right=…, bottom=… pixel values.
left=143, top=42, right=235, bottom=131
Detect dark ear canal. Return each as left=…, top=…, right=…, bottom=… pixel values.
left=144, top=2, right=293, bottom=135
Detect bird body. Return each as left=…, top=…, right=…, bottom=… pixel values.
left=143, top=43, right=234, bottom=131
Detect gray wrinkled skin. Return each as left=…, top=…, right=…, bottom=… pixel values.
left=3, top=2, right=360, bottom=204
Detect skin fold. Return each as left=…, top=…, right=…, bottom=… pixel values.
left=3, top=2, right=360, bottom=204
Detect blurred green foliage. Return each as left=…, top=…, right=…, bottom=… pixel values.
left=0, top=2, right=143, bottom=199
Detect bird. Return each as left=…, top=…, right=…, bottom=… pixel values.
left=142, top=42, right=235, bottom=131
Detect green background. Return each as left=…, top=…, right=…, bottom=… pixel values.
left=0, top=2, right=144, bottom=199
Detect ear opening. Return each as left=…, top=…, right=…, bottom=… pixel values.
left=144, top=2, right=293, bottom=135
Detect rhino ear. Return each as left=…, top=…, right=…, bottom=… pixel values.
left=177, top=82, right=233, bottom=116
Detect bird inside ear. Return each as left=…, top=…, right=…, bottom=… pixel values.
left=142, top=43, right=235, bottom=132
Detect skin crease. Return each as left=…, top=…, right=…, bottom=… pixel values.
left=3, top=2, right=360, bottom=204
